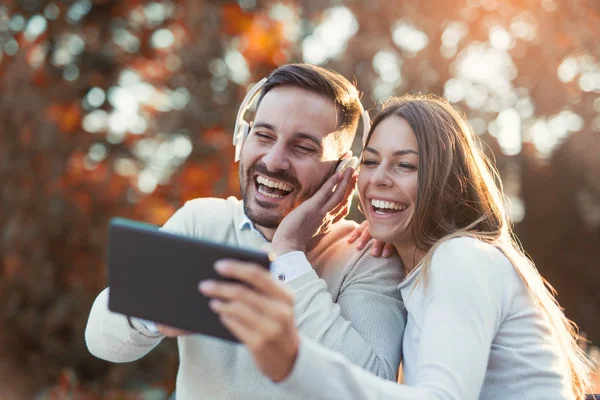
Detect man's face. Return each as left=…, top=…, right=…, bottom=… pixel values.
left=239, top=86, right=341, bottom=231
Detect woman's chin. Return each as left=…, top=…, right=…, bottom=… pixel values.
left=368, top=229, right=395, bottom=246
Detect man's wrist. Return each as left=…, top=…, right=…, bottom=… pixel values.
left=271, top=242, right=306, bottom=256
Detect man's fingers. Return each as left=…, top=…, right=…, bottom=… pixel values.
left=156, top=324, right=191, bottom=337
left=343, top=172, right=358, bottom=200
left=310, top=169, right=345, bottom=208
left=323, top=167, right=354, bottom=212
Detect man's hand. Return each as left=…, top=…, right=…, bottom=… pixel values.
left=156, top=324, right=192, bottom=337
left=271, top=167, right=356, bottom=256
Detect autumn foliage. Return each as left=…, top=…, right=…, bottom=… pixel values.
left=0, top=0, right=598, bottom=397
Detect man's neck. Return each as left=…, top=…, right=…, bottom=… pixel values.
left=255, top=224, right=275, bottom=242
left=255, top=223, right=324, bottom=255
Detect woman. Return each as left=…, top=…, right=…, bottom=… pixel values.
left=199, top=94, right=592, bottom=399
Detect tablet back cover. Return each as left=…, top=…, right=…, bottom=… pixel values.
left=107, top=217, right=271, bottom=342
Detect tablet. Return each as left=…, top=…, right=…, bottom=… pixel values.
left=107, top=217, right=273, bottom=342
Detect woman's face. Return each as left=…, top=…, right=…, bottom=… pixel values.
left=358, top=115, right=420, bottom=247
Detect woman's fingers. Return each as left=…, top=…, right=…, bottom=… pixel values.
left=382, top=242, right=396, bottom=258
left=218, top=312, right=298, bottom=382
left=348, top=220, right=367, bottom=243
left=218, top=313, right=259, bottom=347
left=370, top=240, right=396, bottom=257
left=347, top=227, right=363, bottom=243
left=371, top=240, right=383, bottom=256
left=202, top=261, right=300, bottom=383
left=209, top=298, right=277, bottom=333
left=356, top=222, right=372, bottom=250
left=199, top=260, right=294, bottom=304
left=199, top=279, right=270, bottom=314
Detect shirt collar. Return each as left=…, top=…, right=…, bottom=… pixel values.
left=239, top=213, right=254, bottom=231
left=239, top=213, right=269, bottom=242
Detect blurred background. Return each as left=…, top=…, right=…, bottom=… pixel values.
left=0, top=0, right=599, bottom=398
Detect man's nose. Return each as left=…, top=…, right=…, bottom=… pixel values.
left=262, top=144, right=290, bottom=172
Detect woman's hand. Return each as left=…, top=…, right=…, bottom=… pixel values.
left=198, top=260, right=299, bottom=382
left=271, top=167, right=357, bottom=256
left=347, top=220, right=396, bottom=258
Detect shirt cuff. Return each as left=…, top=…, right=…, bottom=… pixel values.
left=271, top=251, right=313, bottom=284
left=131, top=317, right=159, bottom=334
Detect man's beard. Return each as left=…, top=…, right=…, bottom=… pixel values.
left=240, top=161, right=303, bottom=230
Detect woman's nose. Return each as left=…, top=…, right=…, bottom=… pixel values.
left=371, top=165, right=392, bottom=187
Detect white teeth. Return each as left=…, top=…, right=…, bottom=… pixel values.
left=258, top=186, right=284, bottom=198
left=256, top=176, right=293, bottom=192
left=370, top=199, right=406, bottom=211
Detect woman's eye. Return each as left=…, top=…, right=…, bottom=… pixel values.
left=398, top=163, right=416, bottom=170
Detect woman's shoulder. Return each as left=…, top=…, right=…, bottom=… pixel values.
left=433, top=236, right=505, bottom=261
left=429, top=236, right=517, bottom=284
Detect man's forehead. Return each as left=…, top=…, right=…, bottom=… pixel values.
left=254, top=87, right=339, bottom=139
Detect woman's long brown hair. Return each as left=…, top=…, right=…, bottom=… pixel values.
left=365, top=94, right=592, bottom=398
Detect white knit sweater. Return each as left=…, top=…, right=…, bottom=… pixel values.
left=85, top=196, right=406, bottom=400
left=273, top=237, right=574, bottom=400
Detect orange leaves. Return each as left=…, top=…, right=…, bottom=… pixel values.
left=45, top=103, right=81, bottom=134
left=177, top=162, right=221, bottom=200
left=73, top=192, right=93, bottom=214
left=31, top=68, right=49, bottom=88
left=221, top=4, right=290, bottom=67
left=135, top=196, right=177, bottom=226
left=58, top=153, right=130, bottom=213
left=131, top=57, right=173, bottom=81
left=222, top=4, right=255, bottom=35
left=203, top=126, right=232, bottom=148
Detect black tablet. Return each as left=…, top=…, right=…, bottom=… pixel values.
left=107, top=217, right=273, bottom=342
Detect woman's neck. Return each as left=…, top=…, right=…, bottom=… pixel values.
left=394, top=242, right=426, bottom=276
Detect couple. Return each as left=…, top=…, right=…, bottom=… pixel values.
left=86, top=64, right=591, bottom=399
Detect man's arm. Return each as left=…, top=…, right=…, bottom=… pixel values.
left=85, top=288, right=164, bottom=362
left=85, top=205, right=194, bottom=362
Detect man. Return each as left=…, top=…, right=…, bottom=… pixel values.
left=85, top=64, right=405, bottom=399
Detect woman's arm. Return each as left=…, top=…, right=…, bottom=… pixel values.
left=204, top=237, right=508, bottom=400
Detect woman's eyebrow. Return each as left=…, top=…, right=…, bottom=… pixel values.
left=364, top=147, right=419, bottom=156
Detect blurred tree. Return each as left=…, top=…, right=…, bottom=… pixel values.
left=0, top=0, right=598, bottom=396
